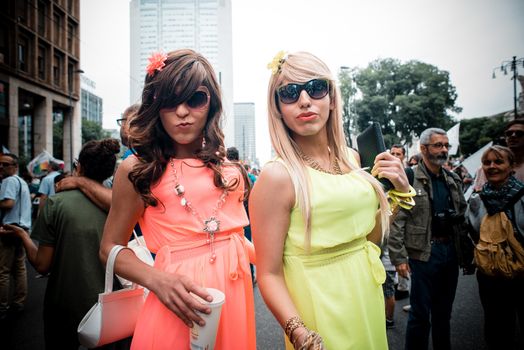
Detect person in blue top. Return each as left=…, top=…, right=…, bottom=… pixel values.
left=37, top=160, right=62, bottom=213
left=0, top=153, right=32, bottom=321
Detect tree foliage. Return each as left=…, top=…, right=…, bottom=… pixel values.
left=459, top=115, right=507, bottom=156
left=82, top=119, right=110, bottom=144
left=339, top=58, right=462, bottom=147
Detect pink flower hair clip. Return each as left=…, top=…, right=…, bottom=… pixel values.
left=146, top=51, right=168, bottom=76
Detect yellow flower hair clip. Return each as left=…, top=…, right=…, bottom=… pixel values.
left=267, top=50, right=288, bottom=75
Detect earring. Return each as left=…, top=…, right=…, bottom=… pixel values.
left=202, top=135, right=206, bottom=149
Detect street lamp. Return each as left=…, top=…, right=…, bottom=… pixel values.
left=492, top=56, right=524, bottom=118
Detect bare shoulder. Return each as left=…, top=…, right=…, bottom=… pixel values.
left=349, top=148, right=361, bottom=167
left=118, top=155, right=140, bottom=174
left=258, top=161, right=293, bottom=187
left=252, top=161, right=295, bottom=208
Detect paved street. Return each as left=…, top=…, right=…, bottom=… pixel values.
left=0, top=262, right=503, bottom=349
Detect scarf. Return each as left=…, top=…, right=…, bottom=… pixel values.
left=480, top=176, right=524, bottom=218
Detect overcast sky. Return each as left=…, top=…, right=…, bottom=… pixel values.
left=81, top=0, right=524, bottom=164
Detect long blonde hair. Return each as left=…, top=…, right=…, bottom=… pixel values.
left=266, top=51, right=390, bottom=250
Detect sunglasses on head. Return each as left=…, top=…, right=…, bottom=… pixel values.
left=276, top=79, right=329, bottom=104
left=504, top=130, right=524, bottom=138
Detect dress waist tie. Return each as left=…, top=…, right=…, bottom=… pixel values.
left=287, top=237, right=386, bottom=285
left=154, top=231, right=251, bottom=281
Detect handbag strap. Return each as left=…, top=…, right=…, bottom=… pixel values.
left=105, top=245, right=126, bottom=293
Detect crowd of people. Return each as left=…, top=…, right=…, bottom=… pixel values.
left=0, top=48, right=523, bottom=350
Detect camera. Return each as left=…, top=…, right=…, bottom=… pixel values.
left=433, top=209, right=461, bottom=232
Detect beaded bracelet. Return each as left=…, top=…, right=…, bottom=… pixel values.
left=284, top=316, right=305, bottom=344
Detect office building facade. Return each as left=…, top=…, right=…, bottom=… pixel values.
left=80, top=75, right=103, bottom=125
left=233, top=102, right=256, bottom=163
left=129, top=0, right=234, bottom=145
left=0, top=0, right=82, bottom=170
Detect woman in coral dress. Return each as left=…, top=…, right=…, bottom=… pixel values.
left=100, top=49, right=256, bottom=350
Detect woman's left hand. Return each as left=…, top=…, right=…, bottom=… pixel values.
left=371, top=151, right=410, bottom=193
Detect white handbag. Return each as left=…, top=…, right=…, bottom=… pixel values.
left=117, top=230, right=155, bottom=288
left=78, top=245, right=145, bottom=348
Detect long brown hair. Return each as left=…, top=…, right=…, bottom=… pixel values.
left=128, top=49, right=245, bottom=206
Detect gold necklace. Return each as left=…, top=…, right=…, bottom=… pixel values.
left=170, top=159, right=228, bottom=263
left=297, top=148, right=343, bottom=175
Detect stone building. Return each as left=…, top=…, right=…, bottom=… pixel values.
left=0, top=0, right=81, bottom=171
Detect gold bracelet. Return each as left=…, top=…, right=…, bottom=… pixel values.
left=298, top=330, right=324, bottom=350
left=284, top=316, right=305, bottom=344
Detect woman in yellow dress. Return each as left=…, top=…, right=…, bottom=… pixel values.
left=250, top=51, right=412, bottom=349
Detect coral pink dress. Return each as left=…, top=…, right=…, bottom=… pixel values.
left=130, top=158, right=256, bottom=350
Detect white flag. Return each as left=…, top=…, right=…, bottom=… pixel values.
left=447, top=123, right=460, bottom=156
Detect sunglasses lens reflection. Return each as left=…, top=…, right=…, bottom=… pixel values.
left=186, top=91, right=209, bottom=109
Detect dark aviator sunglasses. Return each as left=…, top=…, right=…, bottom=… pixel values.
left=505, top=130, right=524, bottom=138
left=161, top=90, right=210, bottom=110
left=276, top=79, right=329, bottom=104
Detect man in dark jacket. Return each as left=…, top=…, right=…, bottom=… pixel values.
left=389, top=127, right=474, bottom=350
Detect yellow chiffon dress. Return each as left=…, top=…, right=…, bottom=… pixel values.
left=281, top=158, right=388, bottom=350
left=130, top=158, right=256, bottom=350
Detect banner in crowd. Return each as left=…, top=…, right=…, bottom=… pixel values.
left=447, top=123, right=460, bottom=156
left=27, top=150, right=65, bottom=178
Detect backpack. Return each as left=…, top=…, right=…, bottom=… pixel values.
left=474, top=211, right=524, bottom=278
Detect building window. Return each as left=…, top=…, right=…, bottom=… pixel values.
left=67, top=22, right=74, bottom=52
left=0, top=81, right=7, bottom=120
left=0, top=25, right=7, bottom=65
left=68, top=62, right=74, bottom=92
left=18, top=36, right=29, bottom=72
left=38, top=1, right=47, bottom=36
left=38, top=45, right=46, bottom=80
left=53, top=12, right=61, bottom=45
left=17, top=0, right=29, bottom=25
left=53, top=53, right=62, bottom=86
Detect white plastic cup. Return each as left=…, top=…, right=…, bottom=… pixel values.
left=189, top=288, right=225, bottom=350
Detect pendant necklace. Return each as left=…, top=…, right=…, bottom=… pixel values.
left=297, top=147, right=343, bottom=175
left=170, top=159, right=228, bottom=263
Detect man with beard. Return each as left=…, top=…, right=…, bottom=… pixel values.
left=389, top=127, right=474, bottom=350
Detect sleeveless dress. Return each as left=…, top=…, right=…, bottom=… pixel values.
left=131, top=158, right=256, bottom=350
left=280, top=158, right=388, bottom=350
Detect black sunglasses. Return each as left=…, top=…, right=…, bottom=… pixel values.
left=161, top=90, right=210, bottom=110
left=116, top=118, right=126, bottom=126
left=504, top=130, right=524, bottom=138
left=276, top=79, right=329, bottom=104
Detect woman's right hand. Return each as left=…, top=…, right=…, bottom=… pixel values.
left=150, top=271, right=213, bottom=328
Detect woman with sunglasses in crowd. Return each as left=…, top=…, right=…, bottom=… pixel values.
left=250, top=51, right=412, bottom=349
left=99, top=49, right=256, bottom=350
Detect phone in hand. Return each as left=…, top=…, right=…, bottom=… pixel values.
left=356, top=122, right=394, bottom=191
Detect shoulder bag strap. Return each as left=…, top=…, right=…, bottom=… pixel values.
left=105, top=245, right=126, bottom=293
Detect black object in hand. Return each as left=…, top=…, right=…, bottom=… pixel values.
left=356, top=122, right=394, bottom=191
